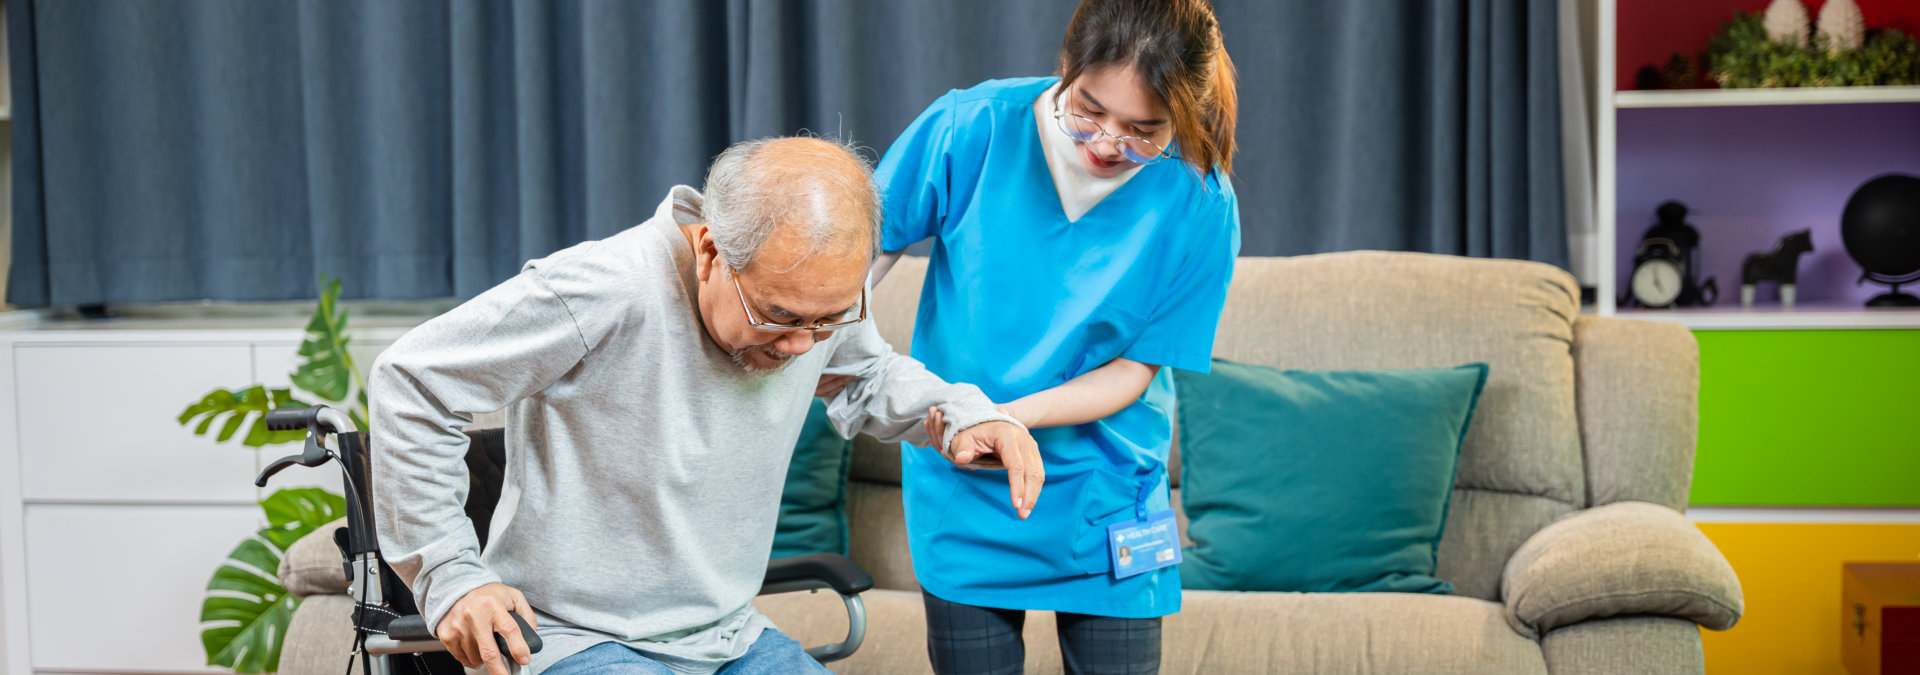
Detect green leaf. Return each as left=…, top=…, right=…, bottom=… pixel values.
left=290, top=276, right=359, bottom=404
left=259, top=488, right=348, bottom=551
left=216, top=412, right=247, bottom=443
left=242, top=417, right=277, bottom=447
left=201, top=488, right=347, bottom=673
left=179, top=389, right=237, bottom=426
left=178, top=386, right=310, bottom=448
left=200, top=537, right=299, bottom=673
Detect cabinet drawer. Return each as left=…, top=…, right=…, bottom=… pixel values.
left=16, top=344, right=258, bottom=503
left=25, top=503, right=259, bottom=671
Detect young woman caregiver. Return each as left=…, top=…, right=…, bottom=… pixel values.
left=863, top=0, right=1241, bottom=671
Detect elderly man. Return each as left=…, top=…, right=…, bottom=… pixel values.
left=370, top=137, right=1045, bottom=675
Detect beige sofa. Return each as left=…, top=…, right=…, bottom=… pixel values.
left=278, top=252, right=1743, bottom=674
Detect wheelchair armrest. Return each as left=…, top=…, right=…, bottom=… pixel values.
left=762, top=553, right=874, bottom=596
left=385, top=614, right=437, bottom=641
left=760, top=554, right=871, bottom=663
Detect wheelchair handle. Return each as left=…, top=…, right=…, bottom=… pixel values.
left=498, top=610, right=544, bottom=657
left=255, top=405, right=359, bottom=487
left=263, top=407, right=322, bottom=431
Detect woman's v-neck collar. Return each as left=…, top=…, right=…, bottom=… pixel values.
left=1028, top=82, right=1150, bottom=225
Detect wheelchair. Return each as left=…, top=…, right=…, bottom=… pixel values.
left=256, top=405, right=873, bottom=674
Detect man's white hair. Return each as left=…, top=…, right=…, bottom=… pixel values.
left=701, top=136, right=882, bottom=272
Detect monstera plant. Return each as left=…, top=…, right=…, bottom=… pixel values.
left=200, top=488, right=347, bottom=672
left=180, top=276, right=371, bottom=673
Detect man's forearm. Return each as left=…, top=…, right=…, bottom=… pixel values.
left=822, top=319, right=1019, bottom=448
left=370, top=350, right=502, bottom=632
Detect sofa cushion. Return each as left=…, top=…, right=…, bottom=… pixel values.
left=1209, top=252, right=1583, bottom=503
left=1175, top=360, right=1488, bottom=594
left=869, top=256, right=926, bottom=357
left=773, top=398, right=855, bottom=558
left=846, top=480, right=919, bottom=592
left=844, top=254, right=922, bottom=489
left=1435, top=489, right=1577, bottom=601
left=1211, top=252, right=1585, bottom=602
left=280, top=518, right=349, bottom=598
left=850, top=434, right=904, bottom=485
left=1163, top=591, right=1548, bottom=674
left=756, top=588, right=1547, bottom=675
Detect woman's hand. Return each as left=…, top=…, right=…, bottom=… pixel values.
left=922, top=406, right=1021, bottom=470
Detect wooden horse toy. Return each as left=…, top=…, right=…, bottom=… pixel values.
left=1741, top=230, right=1814, bottom=308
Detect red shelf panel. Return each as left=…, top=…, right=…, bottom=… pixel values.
left=1617, top=0, right=1920, bottom=92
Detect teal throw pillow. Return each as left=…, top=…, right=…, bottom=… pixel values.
left=1174, top=360, right=1489, bottom=594
left=771, top=398, right=853, bottom=559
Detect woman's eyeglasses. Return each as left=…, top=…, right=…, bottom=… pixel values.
left=1052, top=107, right=1174, bottom=165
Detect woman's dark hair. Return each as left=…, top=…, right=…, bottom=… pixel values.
left=1057, top=0, right=1238, bottom=175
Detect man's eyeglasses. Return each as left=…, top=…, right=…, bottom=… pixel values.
left=1052, top=107, right=1175, bottom=165
left=730, top=269, right=867, bottom=333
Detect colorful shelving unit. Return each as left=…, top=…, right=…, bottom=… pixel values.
left=1599, top=1, right=1920, bottom=673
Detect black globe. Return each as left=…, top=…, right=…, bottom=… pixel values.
left=1840, top=173, right=1920, bottom=286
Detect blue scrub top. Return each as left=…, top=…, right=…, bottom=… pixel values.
left=876, top=77, right=1240, bottom=618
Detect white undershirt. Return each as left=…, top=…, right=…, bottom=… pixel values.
left=1035, top=83, right=1143, bottom=222
left=870, top=84, right=1145, bottom=286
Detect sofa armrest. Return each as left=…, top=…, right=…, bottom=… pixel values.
left=1502, top=502, right=1742, bottom=638
left=280, top=518, right=350, bottom=597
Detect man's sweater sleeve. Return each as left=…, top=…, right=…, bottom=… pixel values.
left=819, top=303, right=1018, bottom=449
left=369, top=270, right=590, bottom=632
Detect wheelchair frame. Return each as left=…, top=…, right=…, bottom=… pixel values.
left=256, top=405, right=870, bottom=675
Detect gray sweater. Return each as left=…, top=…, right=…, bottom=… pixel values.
left=370, top=186, right=1012, bottom=673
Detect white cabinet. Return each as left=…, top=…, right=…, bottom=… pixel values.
left=0, top=319, right=421, bottom=675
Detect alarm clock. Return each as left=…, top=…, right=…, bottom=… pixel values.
left=1631, top=238, right=1686, bottom=308
left=1627, top=201, right=1718, bottom=308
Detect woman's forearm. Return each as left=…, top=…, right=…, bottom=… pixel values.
left=1003, top=357, right=1160, bottom=429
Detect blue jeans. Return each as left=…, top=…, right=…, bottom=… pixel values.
left=543, top=629, right=829, bottom=675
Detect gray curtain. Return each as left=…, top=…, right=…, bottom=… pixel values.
left=7, top=0, right=1564, bottom=308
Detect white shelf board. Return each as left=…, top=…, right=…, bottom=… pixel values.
left=1688, top=506, right=1920, bottom=523
left=1615, top=85, right=1920, bottom=108
left=1613, top=303, right=1920, bottom=330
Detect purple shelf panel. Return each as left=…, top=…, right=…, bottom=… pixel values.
left=1617, top=103, right=1920, bottom=305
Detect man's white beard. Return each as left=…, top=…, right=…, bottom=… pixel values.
left=729, top=344, right=798, bottom=374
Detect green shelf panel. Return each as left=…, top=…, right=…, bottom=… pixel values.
left=1690, top=329, right=1920, bottom=506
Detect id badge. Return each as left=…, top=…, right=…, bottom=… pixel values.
left=1107, top=509, right=1181, bottom=579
